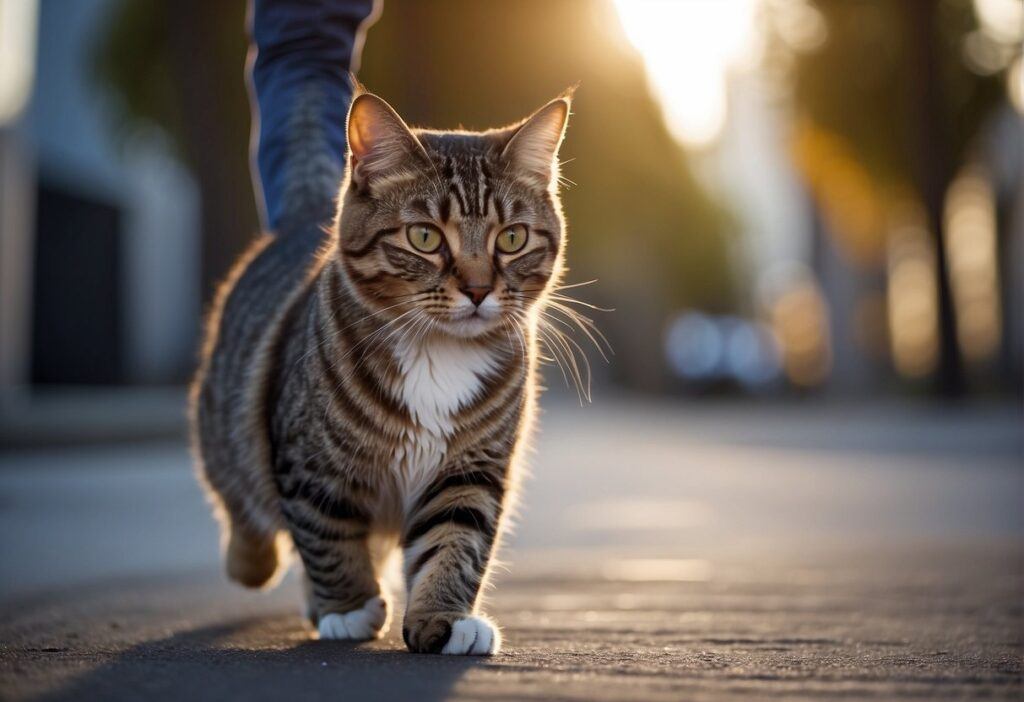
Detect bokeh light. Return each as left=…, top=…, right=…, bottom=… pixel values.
left=762, top=264, right=832, bottom=388
left=944, top=165, right=1002, bottom=364
left=887, top=203, right=940, bottom=379
left=664, top=312, right=782, bottom=388
left=665, top=312, right=723, bottom=381
left=972, top=0, right=1024, bottom=46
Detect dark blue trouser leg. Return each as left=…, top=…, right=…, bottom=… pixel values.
left=248, top=0, right=378, bottom=235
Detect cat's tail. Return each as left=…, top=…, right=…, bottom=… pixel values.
left=270, top=82, right=348, bottom=240
left=251, top=0, right=381, bottom=239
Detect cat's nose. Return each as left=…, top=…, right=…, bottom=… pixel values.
left=460, top=285, right=492, bottom=307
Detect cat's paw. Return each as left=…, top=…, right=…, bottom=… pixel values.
left=442, top=616, right=500, bottom=655
left=403, top=612, right=501, bottom=655
left=317, top=596, right=390, bottom=641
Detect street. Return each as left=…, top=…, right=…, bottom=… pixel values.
left=1, top=398, right=1021, bottom=700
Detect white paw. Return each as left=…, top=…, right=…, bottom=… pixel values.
left=440, top=615, right=501, bottom=655
left=317, top=597, right=389, bottom=641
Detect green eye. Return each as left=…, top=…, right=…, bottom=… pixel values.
left=496, top=224, right=528, bottom=253
left=407, top=223, right=443, bottom=253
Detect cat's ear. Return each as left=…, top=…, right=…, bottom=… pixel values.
left=346, top=92, right=427, bottom=188
left=501, top=95, right=572, bottom=189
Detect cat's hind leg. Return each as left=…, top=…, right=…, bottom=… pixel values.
left=225, top=521, right=283, bottom=589
left=195, top=449, right=285, bottom=589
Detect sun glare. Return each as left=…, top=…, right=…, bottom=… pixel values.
left=611, top=0, right=758, bottom=148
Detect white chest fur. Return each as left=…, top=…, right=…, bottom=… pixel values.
left=390, top=336, right=499, bottom=496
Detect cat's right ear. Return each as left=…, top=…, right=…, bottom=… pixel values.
left=346, top=93, right=427, bottom=189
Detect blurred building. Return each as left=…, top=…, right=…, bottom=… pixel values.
left=0, top=0, right=199, bottom=405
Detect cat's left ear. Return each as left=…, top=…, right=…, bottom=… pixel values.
left=501, top=94, right=572, bottom=190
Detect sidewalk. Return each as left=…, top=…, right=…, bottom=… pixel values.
left=1, top=399, right=1021, bottom=699
left=0, top=387, right=188, bottom=447
left=2, top=545, right=1020, bottom=701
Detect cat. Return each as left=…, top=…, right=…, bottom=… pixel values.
left=190, top=87, right=572, bottom=656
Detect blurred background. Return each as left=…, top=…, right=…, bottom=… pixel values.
left=0, top=0, right=1021, bottom=598
left=1, top=0, right=1021, bottom=428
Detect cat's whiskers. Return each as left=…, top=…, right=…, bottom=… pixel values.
left=505, top=290, right=602, bottom=404
left=345, top=307, right=419, bottom=357
left=501, top=314, right=528, bottom=360
left=543, top=301, right=613, bottom=361
left=314, top=308, right=422, bottom=419
left=522, top=279, right=600, bottom=294
left=376, top=310, right=428, bottom=358
left=504, top=305, right=557, bottom=372
left=403, top=313, right=431, bottom=351
left=548, top=293, right=614, bottom=312
left=412, top=312, right=437, bottom=347
left=500, top=317, right=524, bottom=359
left=533, top=321, right=576, bottom=399
left=346, top=307, right=424, bottom=375
left=290, top=291, right=430, bottom=375
left=545, top=316, right=592, bottom=403
left=515, top=283, right=613, bottom=359
left=543, top=312, right=594, bottom=398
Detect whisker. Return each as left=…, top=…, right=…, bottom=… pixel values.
left=543, top=301, right=614, bottom=360
left=412, top=313, right=436, bottom=347
left=540, top=317, right=591, bottom=403
left=500, top=318, right=517, bottom=357
left=336, top=307, right=420, bottom=366
left=547, top=293, right=615, bottom=313
left=535, top=323, right=572, bottom=392
left=502, top=314, right=528, bottom=359
left=545, top=325, right=588, bottom=404
left=554, top=279, right=599, bottom=292
left=297, top=290, right=432, bottom=371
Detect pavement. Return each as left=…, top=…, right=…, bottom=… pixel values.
left=1, top=397, right=1022, bottom=700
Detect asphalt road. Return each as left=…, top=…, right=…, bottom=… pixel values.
left=1, top=398, right=1022, bottom=700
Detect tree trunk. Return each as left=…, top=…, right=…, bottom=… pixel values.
left=166, top=0, right=259, bottom=304
left=905, top=0, right=965, bottom=398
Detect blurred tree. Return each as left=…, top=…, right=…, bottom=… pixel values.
left=94, top=0, right=736, bottom=393
left=766, top=0, right=1016, bottom=397
left=94, top=0, right=258, bottom=302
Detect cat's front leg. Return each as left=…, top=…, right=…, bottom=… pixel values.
left=401, top=455, right=507, bottom=655
left=284, top=490, right=389, bottom=642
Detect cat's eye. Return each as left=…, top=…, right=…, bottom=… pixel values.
left=407, top=223, right=444, bottom=253
left=496, top=224, right=528, bottom=254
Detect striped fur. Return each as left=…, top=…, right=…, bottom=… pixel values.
left=190, top=91, right=571, bottom=656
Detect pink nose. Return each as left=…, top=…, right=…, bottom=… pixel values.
left=460, top=285, right=492, bottom=306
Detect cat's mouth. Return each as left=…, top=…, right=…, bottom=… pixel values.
left=439, top=307, right=502, bottom=338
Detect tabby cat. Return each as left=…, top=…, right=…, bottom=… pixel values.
left=190, top=88, right=572, bottom=655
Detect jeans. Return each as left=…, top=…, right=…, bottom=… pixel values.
left=248, top=0, right=378, bottom=234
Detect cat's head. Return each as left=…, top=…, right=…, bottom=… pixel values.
left=335, top=89, right=571, bottom=340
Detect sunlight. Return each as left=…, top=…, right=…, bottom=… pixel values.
left=611, top=0, right=758, bottom=147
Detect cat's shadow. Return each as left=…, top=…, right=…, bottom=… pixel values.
left=39, top=614, right=485, bottom=702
